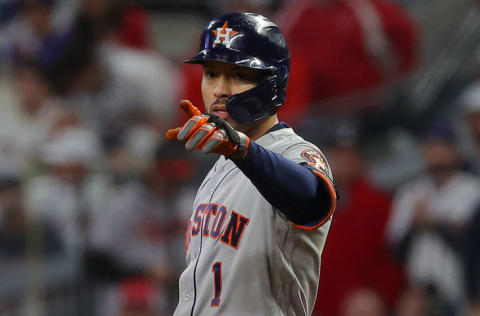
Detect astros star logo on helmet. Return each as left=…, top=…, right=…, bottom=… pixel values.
left=212, top=21, right=238, bottom=46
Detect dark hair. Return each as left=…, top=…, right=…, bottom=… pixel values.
left=0, top=176, right=20, bottom=192
left=46, top=32, right=97, bottom=95
left=420, top=121, right=456, bottom=144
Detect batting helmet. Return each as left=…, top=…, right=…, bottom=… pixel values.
left=185, top=12, right=290, bottom=124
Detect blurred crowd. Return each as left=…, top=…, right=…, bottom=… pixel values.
left=0, top=0, right=479, bottom=315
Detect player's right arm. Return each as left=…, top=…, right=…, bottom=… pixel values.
left=166, top=100, right=336, bottom=229
left=233, top=140, right=337, bottom=229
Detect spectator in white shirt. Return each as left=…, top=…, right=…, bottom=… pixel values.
left=387, top=124, right=480, bottom=313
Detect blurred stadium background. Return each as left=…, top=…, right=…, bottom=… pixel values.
left=0, top=0, right=480, bottom=315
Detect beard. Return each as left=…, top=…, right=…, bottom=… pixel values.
left=209, top=97, right=229, bottom=111
left=427, top=163, right=457, bottom=180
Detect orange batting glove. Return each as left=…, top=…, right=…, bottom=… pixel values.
left=165, top=100, right=250, bottom=159
left=165, top=100, right=203, bottom=140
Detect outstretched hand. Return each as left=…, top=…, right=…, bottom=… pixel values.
left=165, top=100, right=250, bottom=159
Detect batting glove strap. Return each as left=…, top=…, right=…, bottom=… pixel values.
left=229, top=131, right=250, bottom=160
left=207, top=114, right=250, bottom=159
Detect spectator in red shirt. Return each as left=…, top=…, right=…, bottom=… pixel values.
left=117, top=277, right=160, bottom=316
left=277, top=0, right=419, bottom=116
left=313, top=128, right=405, bottom=316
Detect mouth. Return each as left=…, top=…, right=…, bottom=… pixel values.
left=211, top=104, right=229, bottom=119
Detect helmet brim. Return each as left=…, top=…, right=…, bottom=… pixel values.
left=184, top=47, right=273, bottom=72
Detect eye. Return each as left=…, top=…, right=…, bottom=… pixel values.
left=203, top=68, right=219, bottom=79
left=204, top=71, right=215, bottom=79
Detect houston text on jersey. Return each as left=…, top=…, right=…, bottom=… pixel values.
left=186, top=203, right=250, bottom=252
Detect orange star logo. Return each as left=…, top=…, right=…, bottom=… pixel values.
left=212, top=21, right=238, bottom=46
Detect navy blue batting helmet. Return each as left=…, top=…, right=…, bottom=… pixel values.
left=185, top=12, right=290, bottom=124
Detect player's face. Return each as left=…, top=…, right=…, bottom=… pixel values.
left=421, top=140, right=459, bottom=175
left=201, top=61, right=264, bottom=132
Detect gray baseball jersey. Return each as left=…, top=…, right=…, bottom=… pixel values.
left=174, top=127, right=336, bottom=316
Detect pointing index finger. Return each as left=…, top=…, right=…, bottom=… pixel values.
left=180, top=100, right=202, bottom=118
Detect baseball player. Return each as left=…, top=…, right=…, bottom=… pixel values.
left=166, top=12, right=337, bottom=316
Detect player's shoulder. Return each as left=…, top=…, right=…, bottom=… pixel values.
left=258, top=126, right=332, bottom=178
left=257, top=126, right=318, bottom=152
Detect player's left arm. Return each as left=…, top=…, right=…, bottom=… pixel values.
left=166, top=100, right=337, bottom=229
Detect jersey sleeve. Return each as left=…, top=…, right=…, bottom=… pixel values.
left=280, top=143, right=337, bottom=230
left=234, top=140, right=337, bottom=231
left=282, top=143, right=333, bottom=180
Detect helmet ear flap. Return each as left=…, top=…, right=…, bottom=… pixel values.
left=226, top=75, right=281, bottom=124
left=272, top=65, right=289, bottom=106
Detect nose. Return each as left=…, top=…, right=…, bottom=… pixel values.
left=213, top=75, right=231, bottom=99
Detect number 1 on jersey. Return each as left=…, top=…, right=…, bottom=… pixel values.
left=211, top=261, right=222, bottom=306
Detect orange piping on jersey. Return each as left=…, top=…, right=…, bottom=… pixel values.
left=290, top=170, right=337, bottom=231
left=185, top=219, right=192, bottom=253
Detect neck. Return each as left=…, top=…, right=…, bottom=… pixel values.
left=247, top=115, right=279, bottom=140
